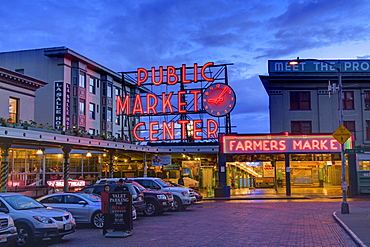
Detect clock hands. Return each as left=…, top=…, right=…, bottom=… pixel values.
left=208, top=87, right=229, bottom=104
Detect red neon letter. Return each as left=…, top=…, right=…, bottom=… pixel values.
left=181, top=64, right=191, bottom=84
left=137, top=68, right=148, bottom=87
left=163, top=121, right=175, bottom=140
left=167, top=66, right=178, bottom=85
left=146, top=93, right=158, bottom=115
left=151, top=66, right=163, bottom=86
left=178, top=91, right=187, bottom=113
left=149, top=121, right=159, bottom=141
left=190, top=90, right=201, bottom=112
left=116, top=95, right=130, bottom=116
left=201, top=62, right=214, bottom=82
left=162, top=92, right=174, bottom=114
left=193, top=120, right=202, bottom=140
left=178, top=120, right=190, bottom=140
left=133, top=122, right=145, bottom=141
left=194, top=63, right=199, bottom=82
left=207, top=119, right=218, bottom=139
left=132, top=94, right=144, bottom=115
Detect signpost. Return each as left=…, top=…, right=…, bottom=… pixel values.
left=332, top=125, right=352, bottom=144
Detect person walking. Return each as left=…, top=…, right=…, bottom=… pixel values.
left=101, top=185, right=110, bottom=235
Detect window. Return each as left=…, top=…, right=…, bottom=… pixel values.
left=79, top=100, right=85, bottom=115
left=290, top=92, right=311, bottom=110
left=89, top=129, right=95, bottom=135
left=89, top=103, right=95, bottom=119
left=115, top=88, right=121, bottom=96
left=72, top=98, right=78, bottom=114
left=79, top=72, right=86, bottom=88
left=107, top=108, right=112, bottom=122
left=344, top=121, right=356, bottom=140
left=342, top=91, right=354, bottom=110
left=366, top=121, right=370, bottom=140
left=107, top=84, right=112, bottom=98
left=115, top=115, right=120, bottom=125
left=89, top=78, right=96, bottom=94
left=9, top=97, right=19, bottom=123
left=365, top=91, right=370, bottom=109
left=291, top=121, right=312, bottom=134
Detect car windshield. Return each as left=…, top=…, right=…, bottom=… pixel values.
left=4, top=195, right=45, bottom=210
left=77, top=193, right=101, bottom=202
left=131, top=182, right=146, bottom=190
left=156, top=179, right=171, bottom=187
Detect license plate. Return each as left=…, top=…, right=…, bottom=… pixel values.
left=0, top=235, right=7, bottom=243
left=64, top=223, right=72, bottom=230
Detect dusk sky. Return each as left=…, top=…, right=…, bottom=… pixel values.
left=1, top=0, right=370, bottom=134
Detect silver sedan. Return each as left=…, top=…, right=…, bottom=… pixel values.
left=37, top=192, right=137, bottom=228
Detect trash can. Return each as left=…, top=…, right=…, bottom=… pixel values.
left=222, top=185, right=230, bottom=197
left=214, top=187, right=223, bottom=197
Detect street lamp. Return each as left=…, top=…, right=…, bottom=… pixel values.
left=289, top=58, right=349, bottom=214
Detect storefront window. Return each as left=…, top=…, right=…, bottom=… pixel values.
left=359, top=161, right=370, bottom=170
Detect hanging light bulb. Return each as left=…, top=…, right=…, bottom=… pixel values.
left=86, top=151, right=92, bottom=157
left=36, top=149, right=43, bottom=155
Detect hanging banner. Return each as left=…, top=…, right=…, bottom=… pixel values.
left=182, top=161, right=201, bottom=168
left=151, top=155, right=172, bottom=166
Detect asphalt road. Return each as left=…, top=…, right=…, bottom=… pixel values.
left=36, top=198, right=366, bottom=247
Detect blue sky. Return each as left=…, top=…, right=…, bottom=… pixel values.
left=1, top=0, right=370, bottom=134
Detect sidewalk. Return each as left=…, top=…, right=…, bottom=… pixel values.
left=201, top=187, right=370, bottom=246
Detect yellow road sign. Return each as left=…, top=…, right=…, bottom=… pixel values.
left=332, top=125, right=352, bottom=144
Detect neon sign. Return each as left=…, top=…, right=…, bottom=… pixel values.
left=221, top=134, right=352, bottom=154
left=117, top=62, right=235, bottom=142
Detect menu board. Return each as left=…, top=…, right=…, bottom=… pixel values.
left=108, top=191, right=133, bottom=230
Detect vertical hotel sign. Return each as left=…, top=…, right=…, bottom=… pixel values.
left=54, top=81, right=63, bottom=129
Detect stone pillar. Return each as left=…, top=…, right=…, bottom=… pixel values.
left=109, top=150, right=115, bottom=178
left=0, top=141, right=12, bottom=192
left=62, top=145, right=72, bottom=192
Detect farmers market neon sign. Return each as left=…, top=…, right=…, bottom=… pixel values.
left=221, top=134, right=352, bottom=154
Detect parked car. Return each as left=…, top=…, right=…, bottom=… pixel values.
left=127, top=178, right=196, bottom=212
left=0, top=193, right=75, bottom=246
left=125, top=180, right=174, bottom=216
left=37, top=192, right=107, bottom=228
left=80, top=183, right=146, bottom=215
left=0, top=213, right=17, bottom=245
left=167, top=181, right=203, bottom=202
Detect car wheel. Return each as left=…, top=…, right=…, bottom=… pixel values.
left=92, top=211, right=104, bottom=228
left=15, top=224, right=33, bottom=246
left=143, top=200, right=160, bottom=216
left=170, top=196, right=183, bottom=212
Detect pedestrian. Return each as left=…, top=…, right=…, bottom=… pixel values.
left=231, top=179, right=235, bottom=189
left=114, top=178, right=129, bottom=191
left=101, top=184, right=110, bottom=235
left=178, top=176, right=184, bottom=186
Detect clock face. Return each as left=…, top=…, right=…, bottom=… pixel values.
left=202, top=83, right=236, bottom=117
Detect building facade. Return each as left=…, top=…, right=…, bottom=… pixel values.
left=259, top=59, right=370, bottom=194
left=0, top=47, right=141, bottom=141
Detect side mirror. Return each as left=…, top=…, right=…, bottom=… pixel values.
left=0, top=208, right=9, bottom=213
left=78, top=201, right=87, bottom=205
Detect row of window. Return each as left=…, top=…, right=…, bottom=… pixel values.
left=290, top=91, right=360, bottom=110
left=290, top=121, right=370, bottom=139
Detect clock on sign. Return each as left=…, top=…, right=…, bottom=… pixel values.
left=202, top=83, right=236, bottom=117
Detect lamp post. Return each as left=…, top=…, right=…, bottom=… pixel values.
left=289, top=58, right=349, bottom=214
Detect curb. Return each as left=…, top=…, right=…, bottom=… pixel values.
left=203, top=196, right=311, bottom=200
left=332, top=211, right=367, bottom=247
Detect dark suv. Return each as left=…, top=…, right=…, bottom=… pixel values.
left=81, top=183, right=146, bottom=214
left=125, top=181, right=173, bottom=216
